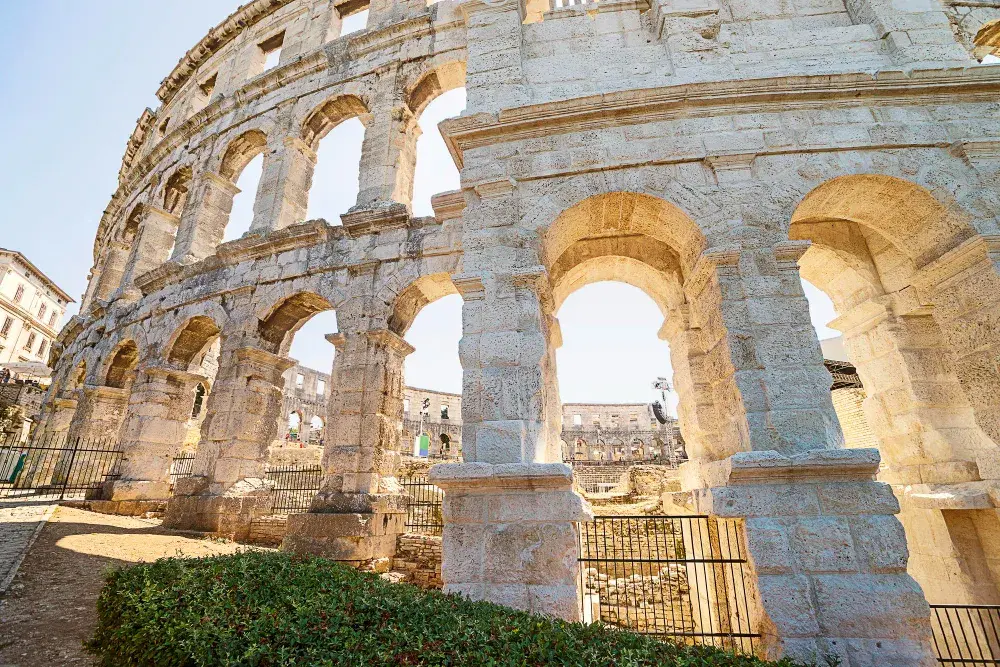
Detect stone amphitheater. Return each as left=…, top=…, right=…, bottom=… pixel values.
left=33, top=0, right=1000, bottom=662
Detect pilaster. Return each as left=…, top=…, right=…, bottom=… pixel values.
left=250, top=137, right=317, bottom=234
left=170, top=171, right=241, bottom=264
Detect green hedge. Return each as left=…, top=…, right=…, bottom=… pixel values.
left=87, top=551, right=804, bottom=667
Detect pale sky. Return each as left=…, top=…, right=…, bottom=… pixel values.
left=0, top=2, right=839, bottom=406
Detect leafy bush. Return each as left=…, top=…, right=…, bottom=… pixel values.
left=88, top=551, right=805, bottom=667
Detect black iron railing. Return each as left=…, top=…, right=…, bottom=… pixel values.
left=400, top=475, right=443, bottom=536
left=931, top=605, right=1000, bottom=665
left=264, top=464, right=322, bottom=515
left=0, top=433, right=123, bottom=502
left=169, top=454, right=195, bottom=486
left=579, top=515, right=758, bottom=654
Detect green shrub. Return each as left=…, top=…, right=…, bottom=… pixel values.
left=87, top=551, right=804, bottom=667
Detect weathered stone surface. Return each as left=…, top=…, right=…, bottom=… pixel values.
left=37, top=0, right=1000, bottom=661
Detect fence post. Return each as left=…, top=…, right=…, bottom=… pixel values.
left=59, top=436, right=82, bottom=501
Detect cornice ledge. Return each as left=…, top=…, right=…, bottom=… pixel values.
left=440, top=66, right=1000, bottom=160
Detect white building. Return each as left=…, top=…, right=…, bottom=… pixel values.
left=0, top=249, right=73, bottom=368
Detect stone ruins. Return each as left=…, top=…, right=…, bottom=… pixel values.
left=35, top=0, right=1000, bottom=662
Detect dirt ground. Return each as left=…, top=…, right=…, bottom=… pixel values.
left=0, top=506, right=256, bottom=667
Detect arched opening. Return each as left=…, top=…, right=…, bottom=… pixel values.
left=163, top=166, right=193, bottom=216
left=164, top=316, right=222, bottom=447
left=394, top=275, right=463, bottom=459
left=191, top=383, right=206, bottom=419
left=790, top=176, right=1000, bottom=606
left=541, top=192, right=721, bottom=469
left=974, top=19, right=1000, bottom=62
left=218, top=130, right=268, bottom=242
left=104, top=341, right=139, bottom=390
left=302, top=96, right=368, bottom=224
left=408, top=64, right=467, bottom=216
left=257, top=293, right=337, bottom=456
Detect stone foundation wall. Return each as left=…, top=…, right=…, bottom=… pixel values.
left=391, top=533, right=443, bottom=589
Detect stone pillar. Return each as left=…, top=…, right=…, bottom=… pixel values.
left=170, top=172, right=241, bottom=264
left=695, top=449, right=935, bottom=665
left=430, top=266, right=592, bottom=621
left=34, top=396, right=78, bottom=441
left=678, top=242, right=936, bottom=665
left=67, top=385, right=130, bottom=443
left=92, top=243, right=130, bottom=303
left=283, top=329, right=413, bottom=564
left=102, top=367, right=206, bottom=510
left=354, top=92, right=420, bottom=215
left=462, top=0, right=529, bottom=114
left=164, top=347, right=294, bottom=539
left=250, top=137, right=317, bottom=234
left=118, top=207, right=181, bottom=294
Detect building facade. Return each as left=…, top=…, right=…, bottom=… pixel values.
left=36, top=0, right=1000, bottom=661
left=0, top=249, right=72, bottom=368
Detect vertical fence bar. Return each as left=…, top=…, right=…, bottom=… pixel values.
left=576, top=514, right=760, bottom=652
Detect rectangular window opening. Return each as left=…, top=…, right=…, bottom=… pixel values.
left=0, top=317, right=11, bottom=338
left=317, top=379, right=326, bottom=395
left=38, top=304, right=47, bottom=319
left=23, top=332, right=35, bottom=351
left=260, top=32, right=285, bottom=72
left=440, top=405, right=449, bottom=420
left=13, top=284, right=24, bottom=303
left=38, top=339, right=48, bottom=357
left=295, top=373, right=305, bottom=389
left=573, top=414, right=582, bottom=426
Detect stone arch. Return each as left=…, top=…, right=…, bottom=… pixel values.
left=257, top=291, right=335, bottom=355
left=387, top=272, right=459, bottom=336
left=405, top=59, right=467, bottom=117
left=789, top=181, right=997, bottom=479
left=540, top=191, right=728, bottom=461
left=219, top=130, right=268, bottom=182
left=165, top=316, right=223, bottom=371
left=974, top=18, right=1000, bottom=60
left=790, top=174, right=977, bottom=269
left=301, top=94, right=369, bottom=152
left=162, top=165, right=193, bottom=216
left=103, top=340, right=140, bottom=389
left=539, top=191, right=709, bottom=280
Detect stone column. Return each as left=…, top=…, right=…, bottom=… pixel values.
left=102, top=367, right=206, bottom=511
left=249, top=137, right=317, bottom=234
left=67, top=385, right=130, bottom=443
left=462, top=0, right=530, bottom=114
left=354, top=94, right=420, bottom=215
left=430, top=266, right=592, bottom=621
left=680, top=242, right=935, bottom=665
left=164, top=347, right=294, bottom=539
left=170, top=172, right=241, bottom=264
left=118, top=207, right=181, bottom=295
left=284, top=329, right=413, bottom=564
left=92, top=243, right=131, bottom=303
left=34, top=396, right=78, bottom=442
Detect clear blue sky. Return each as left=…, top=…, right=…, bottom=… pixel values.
left=0, top=2, right=839, bottom=406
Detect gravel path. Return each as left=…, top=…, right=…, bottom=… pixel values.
left=0, top=501, right=56, bottom=594
left=0, top=506, right=259, bottom=667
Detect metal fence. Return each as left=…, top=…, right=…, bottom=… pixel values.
left=400, top=475, right=443, bottom=536
left=0, top=433, right=123, bottom=502
left=579, top=515, right=758, bottom=654
left=169, top=454, right=195, bottom=486
left=931, top=605, right=1000, bottom=665
left=264, top=464, right=323, bottom=515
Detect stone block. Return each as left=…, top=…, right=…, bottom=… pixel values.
left=850, top=515, right=909, bottom=573
left=793, top=517, right=858, bottom=573
left=756, top=574, right=820, bottom=637
left=815, top=481, right=900, bottom=516
left=744, top=517, right=796, bottom=574
left=812, top=574, right=931, bottom=640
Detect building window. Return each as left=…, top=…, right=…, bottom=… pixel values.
left=37, top=339, right=48, bottom=357
left=295, top=373, right=304, bottom=389
left=0, top=316, right=11, bottom=338
left=317, top=379, right=326, bottom=395
left=191, top=383, right=206, bottom=418
left=48, top=311, right=57, bottom=327
left=38, top=303, right=47, bottom=319
left=23, top=331, right=35, bottom=351
left=573, top=414, right=582, bottom=426
left=440, top=405, right=449, bottom=420
left=13, top=284, right=24, bottom=303
left=260, top=32, right=285, bottom=73
left=592, top=415, right=601, bottom=426
left=403, top=399, right=410, bottom=414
